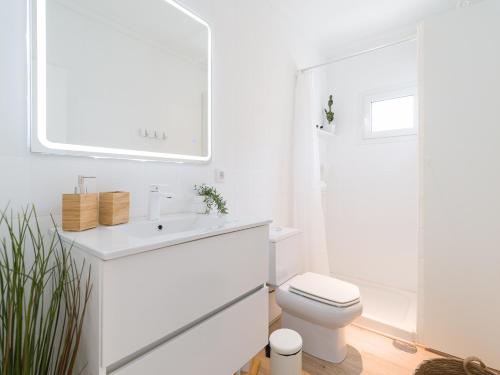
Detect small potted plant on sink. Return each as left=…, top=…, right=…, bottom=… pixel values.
left=194, top=184, right=228, bottom=216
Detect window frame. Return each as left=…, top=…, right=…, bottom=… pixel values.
left=363, top=85, right=418, bottom=139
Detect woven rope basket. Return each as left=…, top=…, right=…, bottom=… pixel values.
left=415, top=357, right=498, bottom=375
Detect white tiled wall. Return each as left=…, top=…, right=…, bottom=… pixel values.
left=314, top=41, right=418, bottom=293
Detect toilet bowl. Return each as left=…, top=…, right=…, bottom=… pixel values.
left=275, top=273, right=362, bottom=363
left=268, top=227, right=362, bottom=363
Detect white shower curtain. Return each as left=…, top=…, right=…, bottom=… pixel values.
left=292, top=71, right=330, bottom=276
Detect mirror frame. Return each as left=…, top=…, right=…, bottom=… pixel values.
left=28, top=0, right=212, bottom=163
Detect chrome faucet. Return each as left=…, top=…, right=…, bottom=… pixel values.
left=148, top=184, right=174, bottom=221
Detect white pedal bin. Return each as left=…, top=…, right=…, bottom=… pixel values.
left=269, top=329, right=302, bottom=375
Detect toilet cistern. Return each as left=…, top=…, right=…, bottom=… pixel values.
left=148, top=184, right=174, bottom=221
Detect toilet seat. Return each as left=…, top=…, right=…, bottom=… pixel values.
left=277, top=277, right=363, bottom=330
left=289, top=272, right=360, bottom=308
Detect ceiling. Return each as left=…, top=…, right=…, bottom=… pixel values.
left=267, top=0, right=464, bottom=68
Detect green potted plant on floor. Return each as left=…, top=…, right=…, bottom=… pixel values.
left=0, top=205, right=92, bottom=375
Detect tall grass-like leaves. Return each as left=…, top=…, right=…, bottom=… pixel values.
left=0, top=206, right=92, bottom=375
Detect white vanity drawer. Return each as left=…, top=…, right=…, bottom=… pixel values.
left=111, top=287, right=268, bottom=375
left=101, top=225, right=268, bottom=368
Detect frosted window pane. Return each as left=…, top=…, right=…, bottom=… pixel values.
left=371, top=96, right=414, bottom=132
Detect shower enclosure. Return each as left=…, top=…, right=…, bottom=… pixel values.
left=312, top=37, right=418, bottom=342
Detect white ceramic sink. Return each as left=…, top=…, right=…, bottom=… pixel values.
left=59, top=213, right=271, bottom=260
left=108, top=214, right=232, bottom=238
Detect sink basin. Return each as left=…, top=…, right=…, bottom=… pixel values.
left=58, top=213, right=270, bottom=260
left=108, top=214, right=232, bottom=239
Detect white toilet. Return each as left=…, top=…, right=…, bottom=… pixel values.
left=269, top=227, right=363, bottom=363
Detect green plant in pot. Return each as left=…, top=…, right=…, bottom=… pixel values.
left=324, top=94, right=335, bottom=125
left=0, top=205, right=92, bottom=375
left=194, top=184, right=228, bottom=215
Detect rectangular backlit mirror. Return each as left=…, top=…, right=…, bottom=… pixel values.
left=29, top=0, right=211, bottom=162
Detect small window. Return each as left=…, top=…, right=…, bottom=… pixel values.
left=364, top=86, right=417, bottom=139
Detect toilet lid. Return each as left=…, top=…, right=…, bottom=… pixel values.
left=289, top=272, right=360, bottom=308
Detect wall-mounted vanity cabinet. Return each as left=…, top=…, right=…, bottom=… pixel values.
left=59, top=215, right=270, bottom=374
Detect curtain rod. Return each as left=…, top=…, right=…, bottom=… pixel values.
left=300, top=35, right=417, bottom=73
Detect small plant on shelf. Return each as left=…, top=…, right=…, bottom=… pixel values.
left=324, top=94, right=334, bottom=124
left=194, top=184, right=228, bottom=215
left=0, top=205, right=92, bottom=375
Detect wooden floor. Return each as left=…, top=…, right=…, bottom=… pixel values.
left=252, top=319, right=441, bottom=375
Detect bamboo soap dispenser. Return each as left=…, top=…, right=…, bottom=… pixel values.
left=62, top=175, right=98, bottom=232
left=99, top=191, right=130, bottom=226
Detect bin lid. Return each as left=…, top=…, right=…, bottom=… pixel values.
left=269, top=328, right=302, bottom=355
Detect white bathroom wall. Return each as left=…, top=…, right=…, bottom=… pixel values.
left=419, top=1, right=500, bottom=366
left=314, top=41, right=418, bottom=292
left=0, top=0, right=296, bottom=225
